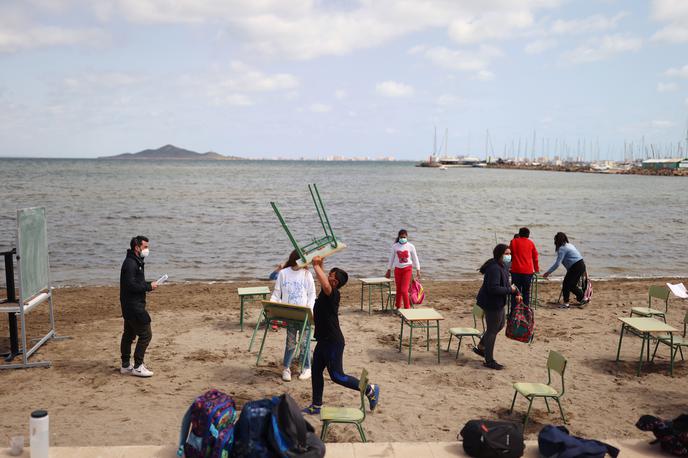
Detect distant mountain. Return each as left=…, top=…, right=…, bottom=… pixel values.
left=100, top=144, right=243, bottom=160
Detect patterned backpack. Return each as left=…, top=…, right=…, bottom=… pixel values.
left=409, top=279, right=425, bottom=305
left=582, top=273, right=593, bottom=303
left=178, top=389, right=238, bottom=458
left=506, top=293, right=534, bottom=343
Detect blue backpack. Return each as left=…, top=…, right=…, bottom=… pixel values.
left=178, top=390, right=238, bottom=458
left=538, top=425, right=619, bottom=458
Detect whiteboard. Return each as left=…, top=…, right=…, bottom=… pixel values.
left=17, top=207, right=50, bottom=303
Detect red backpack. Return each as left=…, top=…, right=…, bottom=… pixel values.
left=506, top=295, right=534, bottom=343
left=409, top=279, right=425, bottom=305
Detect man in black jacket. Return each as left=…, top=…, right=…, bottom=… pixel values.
left=120, top=235, right=158, bottom=377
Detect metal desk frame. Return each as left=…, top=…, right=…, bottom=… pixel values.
left=398, top=308, right=444, bottom=364
left=615, top=316, right=677, bottom=376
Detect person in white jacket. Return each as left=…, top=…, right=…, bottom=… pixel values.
left=385, top=229, right=421, bottom=311
left=271, top=250, right=316, bottom=381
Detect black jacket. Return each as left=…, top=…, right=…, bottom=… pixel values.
left=476, top=259, right=511, bottom=311
left=120, top=249, right=152, bottom=323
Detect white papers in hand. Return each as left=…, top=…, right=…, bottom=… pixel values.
left=667, top=282, right=688, bottom=299
left=157, top=274, right=169, bottom=285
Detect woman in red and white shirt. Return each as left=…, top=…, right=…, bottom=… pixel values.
left=385, top=229, right=421, bottom=311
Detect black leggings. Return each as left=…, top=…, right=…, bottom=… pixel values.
left=312, top=341, right=361, bottom=406
left=479, top=306, right=506, bottom=363
left=563, top=259, right=586, bottom=303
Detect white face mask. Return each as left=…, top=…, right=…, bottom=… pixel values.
left=140, top=248, right=150, bottom=258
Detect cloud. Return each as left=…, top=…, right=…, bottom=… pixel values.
left=563, top=34, right=642, bottom=64
left=223, top=93, right=253, bottom=106
left=436, top=94, right=459, bottom=106
left=63, top=73, right=147, bottom=90
left=475, top=70, right=495, bottom=81
left=309, top=103, right=331, bottom=113
left=334, top=89, right=347, bottom=100
left=651, top=0, right=688, bottom=43
left=524, top=39, right=557, bottom=54
left=448, top=10, right=534, bottom=44
left=221, top=61, right=299, bottom=92
left=550, top=12, right=627, bottom=35
left=375, top=81, right=414, bottom=97
left=657, top=82, right=678, bottom=93
left=0, top=24, right=106, bottom=53
left=419, top=45, right=502, bottom=77
left=665, top=65, right=688, bottom=78
left=651, top=120, right=675, bottom=128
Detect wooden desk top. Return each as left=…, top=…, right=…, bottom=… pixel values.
left=400, top=308, right=444, bottom=321
left=360, top=277, right=392, bottom=284
left=618, top=317, right=677, bottom=333
left=238, top=286, right=271, bottom=296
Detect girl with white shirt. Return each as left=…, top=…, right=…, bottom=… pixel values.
left=271, top=250, right=316, bottom=381
left=385, top=229, right=421, bottom=311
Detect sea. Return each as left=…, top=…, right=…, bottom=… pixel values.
left=0, top=158, right=686, bottom=286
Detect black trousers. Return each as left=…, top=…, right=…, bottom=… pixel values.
left=479, top=306, right=506, bottom=363
left=120, top=319, right=152, bottom=367
left=563, top=259, right=586, bottom=303
left=511, top=273, right=533, bottom=306
left=311, top=340, right=361, bottom=406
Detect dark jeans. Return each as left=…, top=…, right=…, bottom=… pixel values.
left=511, top=273, right=533, bottom=306
left=479, top=306, right=506, bottom=363
left=121, top=319, right=152, bottom=368
left=563, top=260, right=586, bottom=303
left=312, top=340, right=361, bottom=406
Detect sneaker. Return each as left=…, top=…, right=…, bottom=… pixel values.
left=366, top=384, right=380, bottom=411
left=298, top=368, right=311, bottom=380
left=483, top=360, right=504, bottom=370
left=559, top=303, right=570, bottom=309
left=132, top=364, right=154, bottom=377
left=120, top=364, right=133, bottom=375
left=302, top=404, right=321, bottom=415
left=282, top=368, right=292, bottom=381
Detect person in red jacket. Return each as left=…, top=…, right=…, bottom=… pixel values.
left=509, top=227, right=539, bottom=307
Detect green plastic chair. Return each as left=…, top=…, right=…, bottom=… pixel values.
left=652, top=311, right=688, bottom=363
left=631, top=285, right=669, bottom=322
left=509, top=350, right=567, bottom=429
left=447, top=305, right=485, bottom=359
left=320, top=369, right=369, bottom=442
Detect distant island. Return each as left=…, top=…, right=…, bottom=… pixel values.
left=99, top=144, right=244, bottom=160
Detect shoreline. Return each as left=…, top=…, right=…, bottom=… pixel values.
left=486, top=163, right=688, bottom=176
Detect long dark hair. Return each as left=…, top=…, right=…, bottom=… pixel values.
left=554, top=232, right=569, bottom=251
left=395, top=229, right=408, bottom=243
left=283, top=250, right=301, bottom=269
left=479, top=243, right=509, bottom=273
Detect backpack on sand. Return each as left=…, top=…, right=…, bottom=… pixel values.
left=231, top=394, right=325, bottom=458
left=538, top=425, right=619, bottom=458
left=581, top=273, right=593, bottom=303
left=178, top=389, right=238, bottom=458
left=637, top=414, right=688, bottom=456
left=410, top=279, right=425, bottom=305
left=459, top=419, right=525, bottom=458
left=506, top=293, right=534, bottom=343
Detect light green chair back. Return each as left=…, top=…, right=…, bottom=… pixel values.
left=472, top=304, right=485, bottom=330
left=649, top=285, right=670, bottom=313
left=546, top=350, right=567, bottom=396
left=357, top=368, right=369, bottom=420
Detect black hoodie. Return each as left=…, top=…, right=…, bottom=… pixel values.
left=476, top=258, right=511, bottom=311
left=119, top=249, right=152, bottom=323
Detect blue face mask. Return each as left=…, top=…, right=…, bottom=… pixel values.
left=399, top=238, right=408, bottom=244
left=503, top=255, right=512, bottom=264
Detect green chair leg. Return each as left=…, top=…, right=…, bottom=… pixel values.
left=544, top=397, right=551, bottom=413
left=356, top=423, right=367, bottom=442
left=320, top=422, right=329, bottom=441
left=509, top=391, right=518, bottom=414
left=447, top=334, right=453, bottom=352
left=555, top=397, right=566, bottom=424
left=523, top=398, right=534, bottom=430
left=455, top=336, right=463, bottom=359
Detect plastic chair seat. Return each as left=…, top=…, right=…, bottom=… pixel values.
left=513, top=382, right=559, bottom=398
left=656, top=335, right=688, bottom=346
left=320, top=407, right=364, bottom=422
left=449, top=327, right=482, bottom=337
left=631, top=307, right=665, bottom=317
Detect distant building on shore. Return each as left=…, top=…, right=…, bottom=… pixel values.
left=641, top=158, right=685, bottom=170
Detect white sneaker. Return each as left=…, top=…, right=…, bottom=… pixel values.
left=120, top=364, right=133, bottom=375
left=132, top=364, right=154, bottom=377
left=282, top=368, right=292, bottom=381
left=559, top=303, right=570, bottom=309
left=298, top=368, right=312, bottom=380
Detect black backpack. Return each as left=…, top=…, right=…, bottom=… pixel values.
left=637, top=414, right=688, bottom=456
left=459, top=420, right=525, bottom=458
left=538, top=425, right=619, bottom=458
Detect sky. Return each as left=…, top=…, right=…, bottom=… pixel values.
left=1, top=0, right=687, bottom=160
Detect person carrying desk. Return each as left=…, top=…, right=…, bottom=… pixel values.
left=119, top=236, right=160, bottom=378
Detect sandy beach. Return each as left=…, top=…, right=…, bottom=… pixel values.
left=1, top=277, right=687, bottom=447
